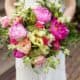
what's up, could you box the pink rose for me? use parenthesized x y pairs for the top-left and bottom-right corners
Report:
(33, 6), (52, 24)
(0, 16), (10, 28)
(34, 56), (46, 67)
(13, 50), (25, 58)
(9, 23), (27, 40)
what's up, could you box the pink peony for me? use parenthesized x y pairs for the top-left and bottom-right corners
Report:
(13, 50), (25, 58)
(33, 6), (52, 24)
(34, 56), (46, 67)
(0, 16), (10, 28)
(49, 18), (69, 40)
(9, 23), (27, 40)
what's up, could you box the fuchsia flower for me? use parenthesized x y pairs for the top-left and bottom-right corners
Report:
(9, 23), (27, 40)
(33, 6), (52, 24)
(13, 50), (25, 58)
(49, 18), (69, 40)
(0, 16), (10, 28)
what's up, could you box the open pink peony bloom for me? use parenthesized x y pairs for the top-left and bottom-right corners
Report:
(13, 50), (25, 58)
(49, 18), (69, 40)
(9, 23), (27, 40)
(33, 6), (52, 24)
(0, 16), (10, 28)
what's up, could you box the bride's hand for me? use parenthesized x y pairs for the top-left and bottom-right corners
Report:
(5, 0), (16, 17)
(63, 0), (76, 21)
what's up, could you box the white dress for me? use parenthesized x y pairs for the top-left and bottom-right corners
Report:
(16, 0), (67, 80)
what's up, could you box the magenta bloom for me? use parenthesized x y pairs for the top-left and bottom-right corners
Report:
(10, 38), (18, 45)
(9, 23), (27, 40)
(33, 6), (52, 24)
(52, 40), (61, 50)
(0, 16), (10, 28)
(13, 50), (25, 58)
(50, 18), (69, 40)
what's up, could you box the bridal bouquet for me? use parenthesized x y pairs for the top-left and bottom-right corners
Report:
(0, 0), (80, 70)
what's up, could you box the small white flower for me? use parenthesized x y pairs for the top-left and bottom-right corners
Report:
(64, 48), (70, 55)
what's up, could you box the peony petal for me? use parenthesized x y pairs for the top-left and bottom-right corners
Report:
(50, 18), (69, 40)
(9, 23), (27, 40)
(13, 50), (25, 58)
(33, 6), (52, 24)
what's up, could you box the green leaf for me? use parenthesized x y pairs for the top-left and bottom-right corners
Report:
(0, 27), (8, 36)
(46, 56), (60, 69)
(23, 57), (31, 65)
